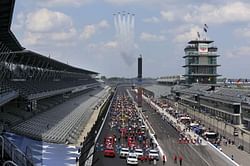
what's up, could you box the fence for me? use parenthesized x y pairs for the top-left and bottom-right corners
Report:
(0, 134), (33, 166)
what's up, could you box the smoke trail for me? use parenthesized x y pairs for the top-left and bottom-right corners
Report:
(114, 12), (137, 66)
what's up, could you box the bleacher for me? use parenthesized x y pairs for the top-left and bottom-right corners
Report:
(11, 87), (110, 144)
(175, 83), (250, 105)
(0, 0), (104, 165)
(207, 88), (250, 103)
(0, 112), (22, 125)
(5, 79), (97, 99)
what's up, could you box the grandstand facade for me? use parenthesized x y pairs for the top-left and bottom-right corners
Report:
(183, 40), (220, 84)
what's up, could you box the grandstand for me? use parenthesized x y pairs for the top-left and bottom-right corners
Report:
(0, 0), (103, 144)
(0, 0), (113, 165)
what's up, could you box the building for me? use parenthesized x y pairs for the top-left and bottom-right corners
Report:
(183, 40), (220, 84)
(173, 84), (250, 127)
(242, 103), (250, 129)
(157, 75), (185, 85)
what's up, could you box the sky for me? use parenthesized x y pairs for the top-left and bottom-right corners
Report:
(10, 0), (250, 78)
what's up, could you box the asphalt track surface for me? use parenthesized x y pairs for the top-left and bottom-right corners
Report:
(93, 86), (228, 166)
(93, 86), (160, 166)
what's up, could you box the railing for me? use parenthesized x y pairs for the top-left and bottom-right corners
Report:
(1, 134), (33, 166)
(3, 160), (18, 166)
(0, 91), (19, 106)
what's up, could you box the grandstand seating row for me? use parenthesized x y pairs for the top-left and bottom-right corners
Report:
(11, 87), (109, 144)
(5, 79), (97, 98)
(0, 112), (22, 125)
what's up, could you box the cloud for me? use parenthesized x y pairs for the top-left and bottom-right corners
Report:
(234, 26), (250, 38)
(17, 8), (77, 46)
(104, 0), (146, 5)
(226, 46), (250, 58)
(37, 0), (92, 7)
(184, 2), (250, 24)
(173, 25), (202, 43)
(50, 28), (77, 41)
(12, 12), (25, 30)
(80, 20), (110, 40)
(103, 0), (168, 7)
(140, 32), (166, 42)
(143, 17), (160, 23)
(103, 41), (118, 49)
(160, 11), (174, 21)
(26, 8), (73, 33)
(98, 20), (110, 28)
(80, 25), (96, 40)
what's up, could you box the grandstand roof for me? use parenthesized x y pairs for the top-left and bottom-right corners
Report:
(0, 0), (98, 75)
(0, 0), (24, 51)
(1, 50), (98, 74)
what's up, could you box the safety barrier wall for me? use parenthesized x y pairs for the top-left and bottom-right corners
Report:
(79, 90), (115, 166)
(207, 142), (239, 166)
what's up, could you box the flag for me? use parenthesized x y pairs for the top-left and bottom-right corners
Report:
(203, 24), (208, 33)
(197, 32), (200, 38)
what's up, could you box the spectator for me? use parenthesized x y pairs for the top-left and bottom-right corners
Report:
(162, 155), (166, 165)
(174, 155), (177, 164)
(179, 156), (183, 166)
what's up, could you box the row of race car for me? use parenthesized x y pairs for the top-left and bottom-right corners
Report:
(98, 94), (160, 165)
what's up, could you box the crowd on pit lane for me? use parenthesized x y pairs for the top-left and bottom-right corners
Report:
(147, 96), (223, 147)
(96, 94), (161, 165)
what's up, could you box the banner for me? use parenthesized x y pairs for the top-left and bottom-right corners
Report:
(198, 43), (208, 54)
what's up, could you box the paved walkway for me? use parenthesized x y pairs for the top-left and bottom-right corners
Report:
(143, 95), (207, 146)
(221, 139), (249, 166)
(75, 86), (111, 146)
(166, 99), (250, 166)
(177, 101), (250, 153)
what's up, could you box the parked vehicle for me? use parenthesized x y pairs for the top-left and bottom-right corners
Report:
(126, 153), (138, 165)
(134, 148), (144, 160)
(104, 145), (115, 157)
(120, 147), (129, 158)
(148, 149), (159, 160)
